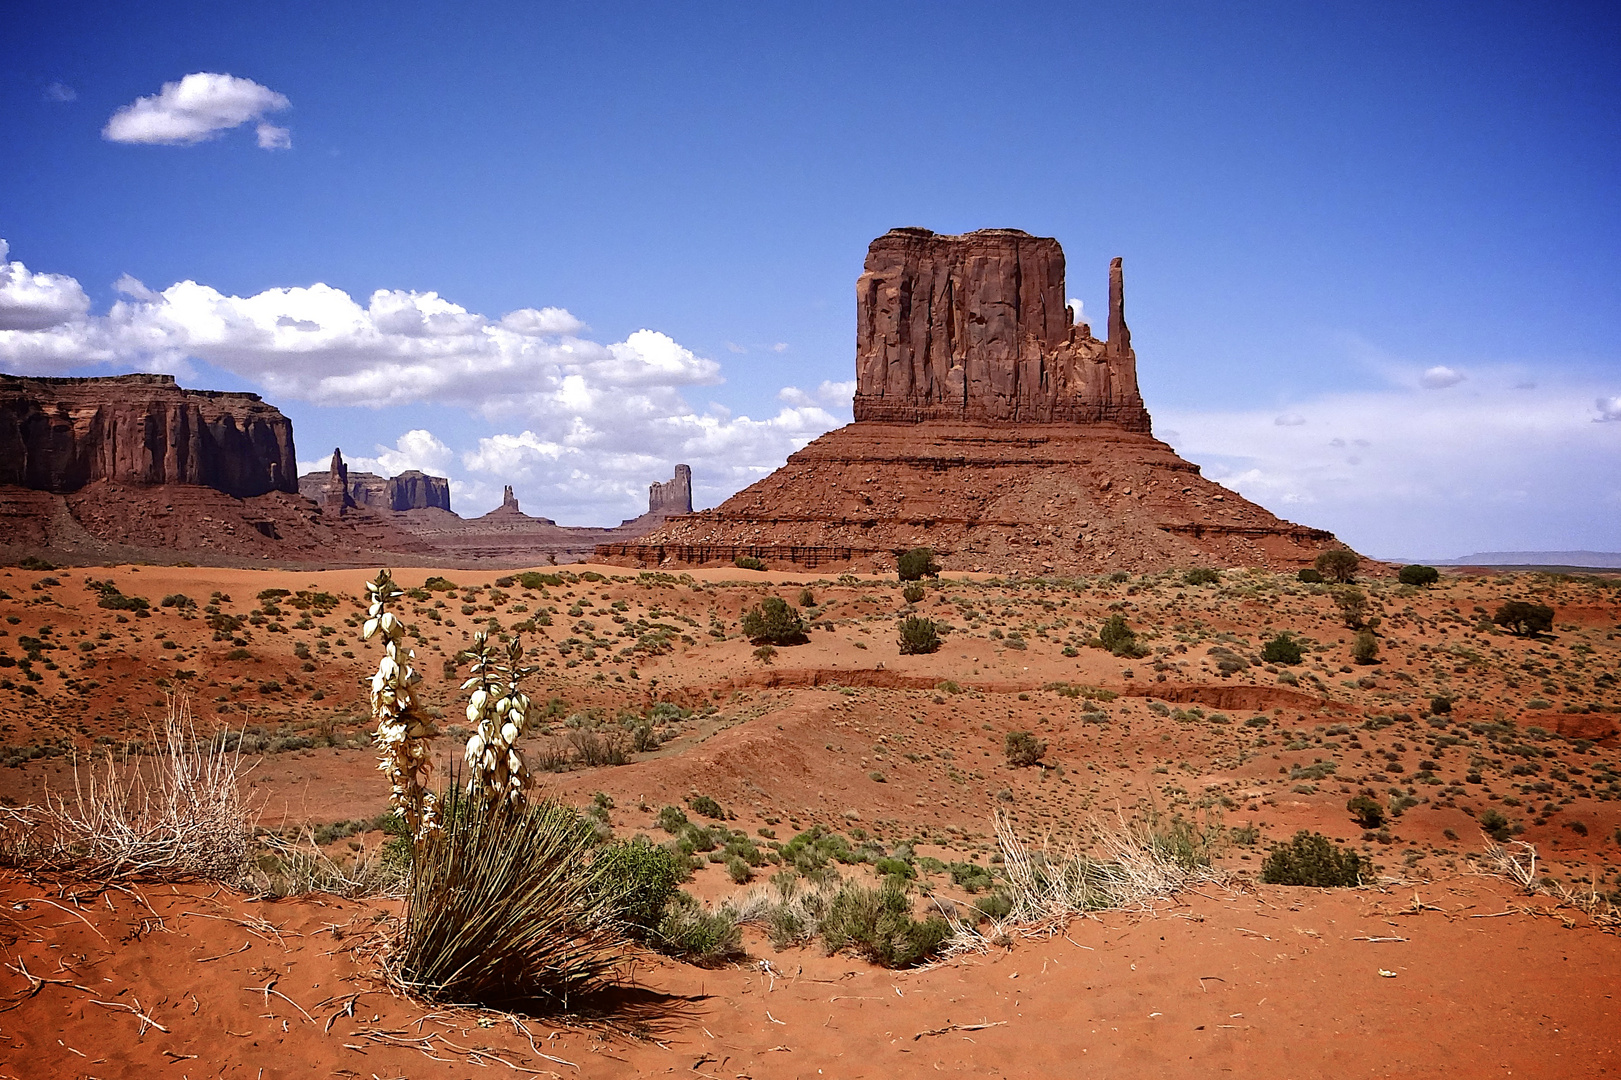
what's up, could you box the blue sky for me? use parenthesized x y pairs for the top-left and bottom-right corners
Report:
(2, 1), (1618, 556)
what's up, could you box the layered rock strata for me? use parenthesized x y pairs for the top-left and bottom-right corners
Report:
(602, 228), (1347, 574)
(853, 229), (1150, 430)
(0, 373), (296, 498)
(297, 455), (452, 512)
(649, 464), (693, 516)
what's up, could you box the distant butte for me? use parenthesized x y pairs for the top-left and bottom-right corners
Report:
(599, 227), (1345, 574)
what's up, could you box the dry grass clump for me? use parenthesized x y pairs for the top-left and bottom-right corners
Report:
(942, 811), (1226, 956)
(0, 697), (253, 882)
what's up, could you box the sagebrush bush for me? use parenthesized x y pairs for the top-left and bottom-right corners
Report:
(733, 555), (766, 571)
(656, 891), (744, 964)
(1099, 614), (1147, 658)
(897, 615), (941, 655)
(741, 597), (806, 644)
(1260, 830), (1364, 887)
(1335, 587), (1370, 629)
(1261, 632), (1304, 665)
(1004, 730), (1046, 768)
(820, 879), (948, 968)
(1347, 791), (1385, 829)
(1398, 564), (1440, 586)
(1352, 629), (1380, 665)
(897, 547), (939, 582)
(1297, 568), (1325, 583)
(594, 835), (683, 933)
(1183, 568), (1221, 586)
(1479, 807), (1515, 842)
(902, 582), (926, 604)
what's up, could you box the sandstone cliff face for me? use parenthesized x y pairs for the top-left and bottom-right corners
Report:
(0, 373), (297, 498)
(298, 461), (452, 512)
(648, 464), (692, 515)
(853, 229), (1150, 430)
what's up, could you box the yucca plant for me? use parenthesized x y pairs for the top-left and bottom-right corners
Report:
(395, 783), (626, 1008)
(363, 570), (438, 839)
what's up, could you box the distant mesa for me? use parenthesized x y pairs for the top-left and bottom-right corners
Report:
(601, 227), (1347, 575)
(296, 449), (452, 513)
(0, 373), (296, 499)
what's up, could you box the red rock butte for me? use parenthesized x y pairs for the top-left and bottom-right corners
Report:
(600, 227), (1345, 575)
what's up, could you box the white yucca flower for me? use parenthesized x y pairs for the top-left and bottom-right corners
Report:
(462, 632), (537, 807)
(364, 570), (437, 840)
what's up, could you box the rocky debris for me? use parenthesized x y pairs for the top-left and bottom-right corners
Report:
(852, 229), (1151, 429)
(0, 373), (296, 498)
(649, 464), (693, 515)
(603, 228), (1349, 574)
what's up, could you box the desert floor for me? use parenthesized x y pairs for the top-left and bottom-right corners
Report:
(0, 560), (1617, 1078)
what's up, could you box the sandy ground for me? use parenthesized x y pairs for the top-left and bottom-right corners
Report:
(0, 560), (1617, 1077)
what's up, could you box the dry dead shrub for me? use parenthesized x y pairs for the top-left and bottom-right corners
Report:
(3, 696), (253, 882)
(941, 811), (1227, 957)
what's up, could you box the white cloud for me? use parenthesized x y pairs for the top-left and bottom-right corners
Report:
(44, 82), (76, 103)
(1273, 413), (1306, 426)
(1419, 365), (1465, 389)
(103, 73), (290, 147)
(255, 123), (292, 150)
(0, 239), (848, 523)
(1067, 297), (1087, 325)
(772, 342), (789, 353)
(1159, 370), (1621, 556)
(1598, 395), (1621, 422)
(0, 242), (91, 331)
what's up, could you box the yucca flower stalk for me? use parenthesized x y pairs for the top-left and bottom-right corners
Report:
(462, 632), (536, 807)
(363, 570), (437, 839)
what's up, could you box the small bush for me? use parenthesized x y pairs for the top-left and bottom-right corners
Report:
(655, 891), (743, 964)
(1315, 549), (1359, 584)
(1099, 613), (1147, 658)
(1492, 601), (1554, 637)
(733, 555), (766, 571)
(902, 582), (926, 604)
(896, 547), (939, 582)
(897, 615), (941, 655)
(688, 794), (726, 819)
(1335, 587), (1370, 629)
(422, 576), (458, 591)
(1297, 568), (1325, 583)
(1183, 568), (1221, 586)
(1398, 564), (1440, 586)
(741, 597), (806, 644)
(1430, 694), (1453, 715)
(656, 805), (689, 833)
(1347, 792), (1385, 829)
(820, 879), (948, 968)
(1352, 629), (1379, 665)
(1004, 730), (1046, 768)
(1261, 633), (1303, 665)
(1260, 830), (1365, 887)
(1479, 807), (1514, 842)
(594, 835), (682, 933)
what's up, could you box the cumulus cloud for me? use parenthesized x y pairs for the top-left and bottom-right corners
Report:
(44, 82), (76, 103)
(1273, 413), (1306, 426)
(103, 72), (290, 147)
(1598, 395), (1621, 423)
(1420, 365), (1465, 389)
(0, 239), (848, 523)
(1067, 297), (1087, 325)
(0, 241), (91, 331)
(1158, 370), (1621, 557)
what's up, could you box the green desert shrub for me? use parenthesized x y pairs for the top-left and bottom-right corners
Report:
(820, 878), (948, 968)
(1261, 633), (1304, 665)
(688, 794), (726, 819)
(902, 582), (926, 604)
(1492, 601), (1554, 637)
(1004, 730), (1046, 768)
(1334, 587), (1370, 629)
(656, 805), (689, 833)
(1479, 807), (1515, 842)
(1183, 567), (1221, 586)
(1352, 629), (1380, 665)
(1297, 568), (1325, 583)
(594, 835), (683, 934)
(741, 597), (806, 644)
(1314, 549), (1359, 584)
(1347, 791), (1386, 829)
(1099, 613), (1147, 658)
(655, 891), (744, 964)
(1398, 564), (1441, 586)
(896, 547), (939, 582)
(1260, 830), (1365, 887)
(733, 555), (766, 571)
(897, 615), (941, 655)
